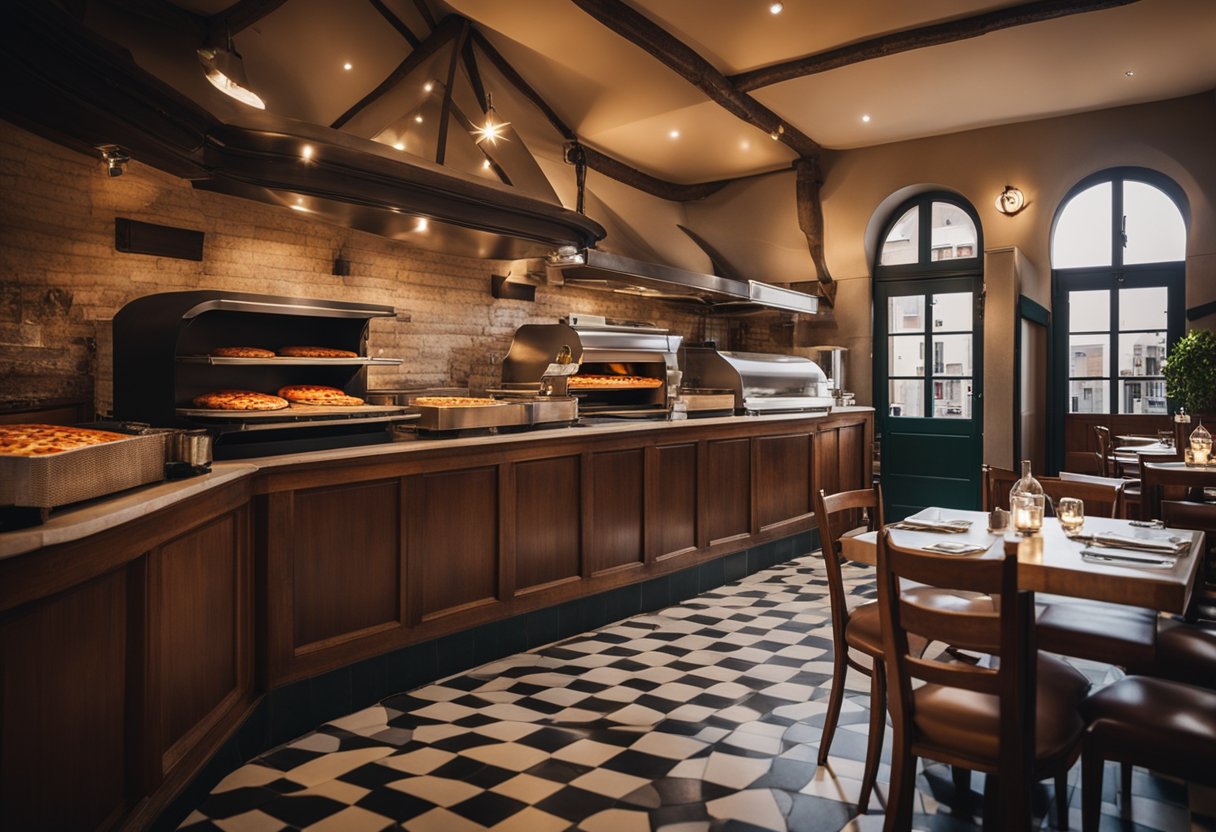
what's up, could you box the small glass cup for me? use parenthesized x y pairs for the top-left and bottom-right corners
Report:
(1011, 493), (1044, 534)
(1057, 497), (1085, 535)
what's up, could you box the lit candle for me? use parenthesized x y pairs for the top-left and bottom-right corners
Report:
(1195, 447), (1211, 465)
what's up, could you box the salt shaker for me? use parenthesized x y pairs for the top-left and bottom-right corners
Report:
(989, 506), (1009, 532)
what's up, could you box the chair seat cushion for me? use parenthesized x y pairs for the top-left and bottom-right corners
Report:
(913, 654), (1090, 765)
(1154, 619), (1216, 689)
(1034, 599), (1157, 671)
(844, 593), (972, 658)
(1081, 676), (1216, 782)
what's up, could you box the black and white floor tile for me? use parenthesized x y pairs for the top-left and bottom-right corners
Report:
(181, 556), (1211, 831)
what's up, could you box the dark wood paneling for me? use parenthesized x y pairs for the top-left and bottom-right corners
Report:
(1063, 413), (1173, 473)
(817, 427), (840, 497)
(293, 479), (402, 647)
(514, 456), (581, 592)
(653, 443), (698, 558)
(756, 433), (813, 529)
(1, 569), (129, 831)
(410, 467), (499, 619)
(706, 438), (751, 543)
(156, 511), (248, 772)
(588, 449), (644, 574)
(838, 422), (867, 492)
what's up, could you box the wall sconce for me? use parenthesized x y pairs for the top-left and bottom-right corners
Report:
(98, 145), (129, 177)
(995, 185), (1026, 216)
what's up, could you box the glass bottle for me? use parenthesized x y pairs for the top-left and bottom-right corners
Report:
(1009, 459), (1043, 503)
(1009, 459), (1045, 534)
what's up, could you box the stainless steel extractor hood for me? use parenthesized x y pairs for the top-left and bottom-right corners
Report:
(546, 248), (819, 315)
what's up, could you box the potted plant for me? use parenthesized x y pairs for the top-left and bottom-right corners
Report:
(1164, 329), (1216, 415)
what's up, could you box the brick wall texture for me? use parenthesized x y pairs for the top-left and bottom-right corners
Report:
(0, 121), (797, 417)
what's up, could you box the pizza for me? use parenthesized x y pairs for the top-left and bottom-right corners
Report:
(211, 346), (275, 358)
(568, 375), (663, 388)
(412, 396), (505, 407)
(191, 390), (290, 411)
(278, 385), (365, 406)
(278, 346), (359, 358)
(0, 424), (129, 456)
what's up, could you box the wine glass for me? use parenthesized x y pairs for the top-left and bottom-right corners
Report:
(1057, 497), (1085, 535)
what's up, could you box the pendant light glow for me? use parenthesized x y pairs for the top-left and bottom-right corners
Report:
(471, 93), (511, 146)
(197, 39), (266, 110)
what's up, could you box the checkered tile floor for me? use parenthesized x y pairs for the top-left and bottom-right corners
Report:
(181, 555), (1211, 831)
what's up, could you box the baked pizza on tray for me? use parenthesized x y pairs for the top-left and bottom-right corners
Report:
(412, 396), (505, 407)
(277, 385), (365, 406)
(191, 390), (290, 411)
(278, 346), (359, 358)
(567, 375), (663, 388)
(0, 424), (129, 456)
(210, 346), (276, 358)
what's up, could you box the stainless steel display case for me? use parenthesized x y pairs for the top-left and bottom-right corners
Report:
(679, 345), (834, 414)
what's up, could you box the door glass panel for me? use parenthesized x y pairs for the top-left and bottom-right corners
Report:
(1118, 331), (1167, 376)
(1118, 286), (1168, 331)
(934, 379), (972, 418)
(932, 292), (972, 332)
(1069, 290), (1110, 332)
(1119, 379), (1168, 414)
(932, 334), (972, 376)
(1069, 334), (1109, 376)
(1068, 380), (1109, 414)
(930, 203), (977, 261)
(1052, 182), (1112, 268)
(888, 335), (924, 376)
(1124, 181), (1186, 265)
(887, 295), (925, 333)
(880, 207), (919, 265)
(888, 380), (924, 418)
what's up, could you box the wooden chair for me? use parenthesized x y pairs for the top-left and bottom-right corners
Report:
(981, 465), (1125, 518)
(1058, 470), (1140, 520)
(1094, 425), (1113, 477)
(877, 532), (1089, 831)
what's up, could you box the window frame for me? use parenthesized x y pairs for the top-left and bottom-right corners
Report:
(875, 192), (983, 279)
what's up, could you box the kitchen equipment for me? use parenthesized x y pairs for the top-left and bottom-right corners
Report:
(679, 345), (834, 414)
(811, 345), (852, 406)
(114, 291), (417, 458)
(166, 429), (213, 478)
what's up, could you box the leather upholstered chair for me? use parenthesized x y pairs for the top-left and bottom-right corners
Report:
(1081, 677), (1216, 832)
(876, 530), (1089, 831)
(1153, 618), (1216, 689)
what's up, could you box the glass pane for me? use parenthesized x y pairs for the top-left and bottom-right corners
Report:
(1068, 380), (1109, 414)
(1124, 180), (1185, 265)
(1069, 290), (1109, 332)
(1052, 182), (1112, 268)
(887, 295), (925, 333)
(1119, 379), (1168, 414)
(932, 334), (972, 376)
(933, 378), (972, 418)
(1118, 331), (1167, 376)
(930, 203), (977, 262)
(932, 293), (972, 332)
(880, 207), (919, 266)
(888, 335), (924, 376)
(1118, 286), (1168, 331)
(889, 380), (924, 418)
(1069, 334), (1108, 377)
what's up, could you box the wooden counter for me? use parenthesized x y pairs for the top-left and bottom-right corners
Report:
(0, 409), (872, 830)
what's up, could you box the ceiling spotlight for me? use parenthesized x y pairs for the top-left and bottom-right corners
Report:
(861, 113), (871, 123)
(343, 62), (352, 71)
(197, 35), (266, 109)
(98, 145), (129, 177)
(471, 93), (511, 146)
(669, 130), (680, 139)
(769, 124), (784, 140)
(301, 144), (314, 161)
(291, 198), (307, 212)
(770, 2), (783, 13)
(415, 217), (429, 231)
(424, 81), (434, 92)
(482, 158), (492, 169)
(740, 140), (750, 150)
(392, 142), (405, 150)
(414, 114), (423, 123)
(1124, 69), (1135, 77)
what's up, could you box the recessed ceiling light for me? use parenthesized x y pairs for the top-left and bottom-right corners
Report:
(770, 2), (783, 14)
(423, 81), (434, 92)
(291, 198), (307, 212)
(392, 142), (405, 150)
(669, 130), (680, 139)
(740, 140), (750, 150)
(301, 144), (314, 160)
(482, 158), (492, 169)
(1125, 69), (1136, 77)
(861, 114), (871, 123)
(415, 217), (429, 231)
(414, 114), (423, 123)
(343, 62), (352, 71)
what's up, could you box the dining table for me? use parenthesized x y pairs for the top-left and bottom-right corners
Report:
(840, 507), (1204, 614)
(1114, 441), (1179, 458)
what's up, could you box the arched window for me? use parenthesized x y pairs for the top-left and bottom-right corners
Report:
(1051, 168), (1186, 424)
(879, 198), (980, 270)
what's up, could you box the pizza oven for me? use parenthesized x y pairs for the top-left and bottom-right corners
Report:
(498, 316), (682, 417)
(113, 290), (414, 458)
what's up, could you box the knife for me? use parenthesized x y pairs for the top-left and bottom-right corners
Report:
(1082, 550), (1175, 566)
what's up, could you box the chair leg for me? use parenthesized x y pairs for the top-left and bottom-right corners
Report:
(1055, 769), (1070, 830)
(858, 659), (886, 814)
(951, 765), (971, 801)
(983, 772), (1002, 831)
(883, 737), (915, 832)
(1081, 737), (1103, 832)
(818, 647), (851, 765)
(1120, 762), (1133, 805)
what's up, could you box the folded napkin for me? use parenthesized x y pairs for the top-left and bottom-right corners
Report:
(1082, 547), (1177, 568)
(891, 518), (973, 533)
(1087, 532), (1188, 554)
(921, 541), (988, 555)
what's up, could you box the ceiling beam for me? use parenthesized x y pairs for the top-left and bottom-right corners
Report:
(469, 29), (576, 141)
(435, 20), (470, 165)
(367, 0), (420, 48)
(206, 0), (289, 43)
(331, 14), (462, 129)
(410, 0), (437, 32)
(568, 0), (820, 158)
(795, 157), (834, 299)
(731, 0), (1141, 91)
(462, 37), (487, 112)
(577, 145), (732, 201)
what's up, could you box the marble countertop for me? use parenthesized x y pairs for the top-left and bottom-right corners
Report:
(0, 407), (873, 560)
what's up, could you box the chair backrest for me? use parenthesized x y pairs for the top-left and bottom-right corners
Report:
(877, 530), (1035, 779)
(814, 486), (883, 649)
(1141, 462), (1216, 522)
(981, 465), (1019, 512)
(1094, 426), (1113, 477)
(983, 465), (1124, 517)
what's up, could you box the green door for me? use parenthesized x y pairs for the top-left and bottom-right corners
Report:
(875, 276), (984, 519)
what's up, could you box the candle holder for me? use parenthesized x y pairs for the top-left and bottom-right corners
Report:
(1011, 492), (1044, 535)
(1057, 497), (1084, 535)
(1190, 421), (1212, 466)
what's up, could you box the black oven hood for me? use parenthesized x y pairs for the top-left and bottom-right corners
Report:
(0, 3), (605, 259)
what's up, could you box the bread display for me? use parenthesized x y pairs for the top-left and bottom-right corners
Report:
(278, 385), (365, 406)
(0, 424), (129, 456)
(278, 346), (359, 358)
(191, 390), (290, 411)
(568, 375), (663, 388)
(210, 346), (276, 358)
(412, 396), (506, 407)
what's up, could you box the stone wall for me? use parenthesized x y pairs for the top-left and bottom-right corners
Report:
(0, 122), (795, 417)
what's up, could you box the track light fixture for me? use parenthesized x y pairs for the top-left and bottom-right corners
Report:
(197, 34), (266, 110)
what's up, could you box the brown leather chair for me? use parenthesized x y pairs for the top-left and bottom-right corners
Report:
(1142, 462), (1216, 618)
(1081, 676), (1216, 832)
(876, 531), (1089, 831)
(1153, 618), (1216, 689)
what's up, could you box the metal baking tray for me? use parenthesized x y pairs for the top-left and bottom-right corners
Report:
(0, 431), (168, 509)
(413, 402), (528, 431)
(177, 404), (408, 420)
(177, 355), (402, 366)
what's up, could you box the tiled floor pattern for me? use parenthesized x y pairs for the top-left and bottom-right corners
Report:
(181, 556), (1209, 831)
